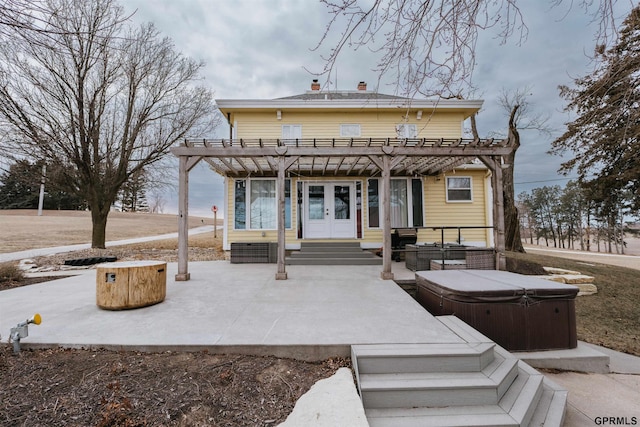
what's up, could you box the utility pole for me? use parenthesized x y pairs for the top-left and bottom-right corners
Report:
(37, 164), (46, 216)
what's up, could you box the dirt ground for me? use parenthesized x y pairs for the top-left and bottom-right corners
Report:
(0, 346), (348, 426)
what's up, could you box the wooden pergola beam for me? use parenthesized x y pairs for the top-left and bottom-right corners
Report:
(171, 138), (514, 281)
(171, 145), (513, 158)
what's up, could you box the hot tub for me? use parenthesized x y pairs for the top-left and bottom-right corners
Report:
(416, 270), (579, 351)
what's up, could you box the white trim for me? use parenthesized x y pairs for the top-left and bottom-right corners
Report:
(446, 176), (473, 203)
(303, 180), (357, 239)
(216, 98), (484, 113)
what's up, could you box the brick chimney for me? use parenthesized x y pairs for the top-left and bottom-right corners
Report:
(357, 81), (367, 91)
(311, 79), (320, 91)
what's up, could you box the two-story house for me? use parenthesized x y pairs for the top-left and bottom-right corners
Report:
(171, 81), (511, 281)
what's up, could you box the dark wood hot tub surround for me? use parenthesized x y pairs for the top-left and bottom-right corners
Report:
(415, 270), (579, 352)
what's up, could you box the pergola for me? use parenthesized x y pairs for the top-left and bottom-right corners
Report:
(170, 137), (514, 281)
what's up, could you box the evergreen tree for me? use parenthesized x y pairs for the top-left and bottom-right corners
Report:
(0, 159), (40, 208)
(0, 159), (86, 210)
(552, 6), (640, 213)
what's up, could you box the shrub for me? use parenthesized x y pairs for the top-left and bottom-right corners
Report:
(0, 262), (24, 283)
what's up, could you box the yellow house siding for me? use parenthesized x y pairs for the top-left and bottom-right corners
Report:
(233, 111), (465, 139)
(422, 170), (490, 244)
(225, 170), (490, 248)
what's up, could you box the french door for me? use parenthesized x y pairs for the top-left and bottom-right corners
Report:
(304, 182), (355, 238)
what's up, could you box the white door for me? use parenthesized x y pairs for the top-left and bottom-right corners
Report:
(304, 182), (355, 239)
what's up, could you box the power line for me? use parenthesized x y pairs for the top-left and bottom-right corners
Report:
(515, 174), (597, 186)
(515, 176), (577, 185)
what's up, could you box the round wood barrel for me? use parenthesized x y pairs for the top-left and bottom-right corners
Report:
(96, 261), (167, 310)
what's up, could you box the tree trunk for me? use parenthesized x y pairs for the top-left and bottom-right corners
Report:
(90, 203), (111, 249)
(503, 107), (524, 252)
(470, 113), (523, 253)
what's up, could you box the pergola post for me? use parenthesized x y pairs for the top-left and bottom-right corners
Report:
(275, 156), (288, 280)
(478, 154), (508, 271)
(381, 154), (394, 280)
(176, 155), (191, 281)
(493, 157), (507, 270)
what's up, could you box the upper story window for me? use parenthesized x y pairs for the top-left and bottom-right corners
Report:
(446, 177), (473, 202)
(282, 125), (302, 145)
(396, 124), (418, 138)
(340, 124), (361, 137)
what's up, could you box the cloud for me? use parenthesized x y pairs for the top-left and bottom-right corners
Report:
(120, 0), (634, 209)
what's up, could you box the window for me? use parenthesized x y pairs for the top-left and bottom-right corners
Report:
(396, 124), (418, 138)
(250, 180), (276, 229)
(411, 179), (424, 227)
(234, 179), (292, 229)
(390, 180), (408, 227)
(446, 177), (472, 202)
(340, 124), (361, 137)
(282, 125), (302, 145)
(367, 179), (379, 228)
(367, 178), (424, 228)
(234, 180), (246, 229)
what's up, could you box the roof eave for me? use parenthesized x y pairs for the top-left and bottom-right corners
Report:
(216, 98), (483, 116)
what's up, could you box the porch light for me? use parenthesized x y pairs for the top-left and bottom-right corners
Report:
(276, 110), (282, 120)
(416, 110), (423, 120)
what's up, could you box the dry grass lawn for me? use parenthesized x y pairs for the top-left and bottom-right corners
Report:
(0, 209), (216, 253)
(508, 251), (640, 356)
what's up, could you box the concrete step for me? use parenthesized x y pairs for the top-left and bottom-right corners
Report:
(300, 241), (361, 248)
(352, 329), (566, 427)
(288, 242), (381, 265)
(499, 359), (566, 427)
(366, 405), (521, 427)
(364, 367), (564, 427)
(290, 251), (376, 258)
(352, 343), (496, 374)
(359, 356), (519, 408)
(286, 257), (382, 265)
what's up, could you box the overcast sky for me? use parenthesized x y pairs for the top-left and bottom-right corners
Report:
(121, 0), (634, 217)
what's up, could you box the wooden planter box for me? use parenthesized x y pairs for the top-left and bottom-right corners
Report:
(96, 261), (166, 310)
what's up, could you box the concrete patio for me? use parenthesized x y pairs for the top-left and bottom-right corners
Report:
(3, 260), (640, 426)
(1, 261), (465, 359)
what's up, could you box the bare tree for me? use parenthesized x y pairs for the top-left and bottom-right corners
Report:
(468, 87), (550, 252)
(317, 0), (621, 97)
(0, 0), (216, 247)
(497, 88), (552, 252)
(148, 192), (167, 214)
